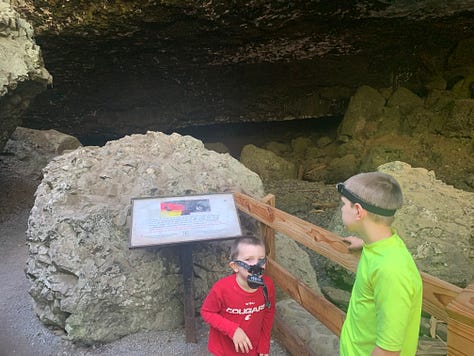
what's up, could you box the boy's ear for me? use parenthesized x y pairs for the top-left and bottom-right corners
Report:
(354, 203), (367, 220)
(229, 261), (239, 272)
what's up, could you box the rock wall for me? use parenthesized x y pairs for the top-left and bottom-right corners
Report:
(333, 83), (474, 190)
(243, 82), (474, 192)
(0, 1), (51, 152)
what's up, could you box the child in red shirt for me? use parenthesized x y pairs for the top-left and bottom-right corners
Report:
(201, 236), (276, 356)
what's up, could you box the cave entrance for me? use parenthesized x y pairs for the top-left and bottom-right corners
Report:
(172, 116), (342, 159)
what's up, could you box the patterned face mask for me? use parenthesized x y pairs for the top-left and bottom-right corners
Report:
(233, 258), (266, 276)
(233, 258), (271, 308)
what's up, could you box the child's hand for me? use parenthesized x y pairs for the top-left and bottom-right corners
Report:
(343, 236), (364, 251)
(232, 327), (253, 353)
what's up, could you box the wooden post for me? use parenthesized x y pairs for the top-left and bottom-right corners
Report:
(261, 194), (276, 261)
(446, 283), (474, 355)
(180, 243), (197, 343)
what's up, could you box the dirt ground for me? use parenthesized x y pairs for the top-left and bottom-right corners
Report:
(0, 158), (290, 355)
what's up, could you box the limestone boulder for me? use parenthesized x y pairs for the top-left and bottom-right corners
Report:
(275, 232), (321, 299)
(325, 154), (360, 183)
(443, 99), (474, 137)
(276, 299), (339, 356)
(2, 127), (81, 180)
(0, 1), (52, 152)
(337, 85), (386, 142)
(240, 144), (297, 181)
(25, 131), (268, 344)
(380, 161), (473, 287)
(386, 87), (424, 115)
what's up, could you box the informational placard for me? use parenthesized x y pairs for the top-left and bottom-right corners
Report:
(129, 193), (242, 248)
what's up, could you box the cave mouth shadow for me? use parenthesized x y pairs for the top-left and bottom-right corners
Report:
(77, 116), (342, 159)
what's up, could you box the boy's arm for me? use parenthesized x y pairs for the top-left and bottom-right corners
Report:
(256, 277), (276, 355)
(371, 345), (400, 355)
(201, 287), (239, 339)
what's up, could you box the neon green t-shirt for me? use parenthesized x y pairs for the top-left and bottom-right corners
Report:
(340, 233), (423, 356)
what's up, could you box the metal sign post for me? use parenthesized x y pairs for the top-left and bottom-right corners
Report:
(180, 243), (197, 343)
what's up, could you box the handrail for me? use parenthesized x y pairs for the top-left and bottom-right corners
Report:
(266, 257), (346, 335)
(234, 191), (359, 272)
(233, 191), (474, 355)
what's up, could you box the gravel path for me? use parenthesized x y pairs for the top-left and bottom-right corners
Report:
(0, 158), (290, 356)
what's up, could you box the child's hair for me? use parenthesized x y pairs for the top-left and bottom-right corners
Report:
(344, 172), (403, 225)
(230, 235), (265, 261)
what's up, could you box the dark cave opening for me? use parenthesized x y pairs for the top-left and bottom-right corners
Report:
(77, 116), (343, 159)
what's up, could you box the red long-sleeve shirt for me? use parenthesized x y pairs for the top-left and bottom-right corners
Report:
(201, 274), (276, 356)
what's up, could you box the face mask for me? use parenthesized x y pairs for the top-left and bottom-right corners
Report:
(232, 258), (271, 308)
(233, 258), (266, 288)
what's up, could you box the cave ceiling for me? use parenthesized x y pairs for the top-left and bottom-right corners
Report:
(16, 0), (474, 142)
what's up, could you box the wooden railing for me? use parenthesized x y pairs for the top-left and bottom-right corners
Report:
(233, 192), (474, 356)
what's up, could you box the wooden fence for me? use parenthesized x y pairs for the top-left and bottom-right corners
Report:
(233, 192), (474, 356)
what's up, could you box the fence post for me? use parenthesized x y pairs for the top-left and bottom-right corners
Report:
(261, 194), (276, 261)
(446, 283), (474, 355)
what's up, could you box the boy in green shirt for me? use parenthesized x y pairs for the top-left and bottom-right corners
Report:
(337, 172), (423, 356)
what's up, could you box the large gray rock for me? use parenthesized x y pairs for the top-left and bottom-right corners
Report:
(2, 127), (81, 180)
(0, 1), (52, 152)
(275, 232), (321, 297)
(240, 144), (298, 181)
(25, 131), (265, 343)
(25, 131), (320, 344)
(443, 99), (474, 137)
(276, 299), (339, 356)
(386, 87), (424, 115)
(379, 161), (474, 287)
(337, 85), (386, 142)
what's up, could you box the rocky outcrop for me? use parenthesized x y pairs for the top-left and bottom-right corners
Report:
(0, 1), (51, 152)
(24, 130), (319, 344)
(298, 83), (474, 191)
(338, 84), (474, 141)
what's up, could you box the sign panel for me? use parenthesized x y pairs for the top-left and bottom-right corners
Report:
(129, 193), (242, 248)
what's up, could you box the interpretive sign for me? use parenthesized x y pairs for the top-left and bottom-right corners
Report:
(129, 193), (242, 248)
